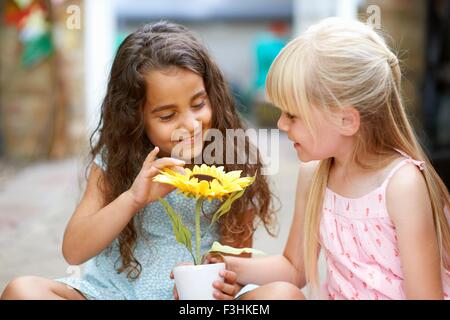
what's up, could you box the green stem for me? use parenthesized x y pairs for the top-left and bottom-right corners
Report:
(195, 198), (203, 265)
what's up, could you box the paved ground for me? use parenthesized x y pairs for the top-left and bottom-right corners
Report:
(0, 158), (87, 291)
(0, 134), (304, 294)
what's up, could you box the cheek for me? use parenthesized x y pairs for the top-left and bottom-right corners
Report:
(199, 105), (212, 128)
(290, 122), (309, 140)
(312, 127), (341, 154)
(145, 119), (173, 145)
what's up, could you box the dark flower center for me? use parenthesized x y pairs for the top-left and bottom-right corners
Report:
(192, 174), (215, 182)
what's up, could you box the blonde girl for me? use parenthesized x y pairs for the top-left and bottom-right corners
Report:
(213, 17), (449, 300)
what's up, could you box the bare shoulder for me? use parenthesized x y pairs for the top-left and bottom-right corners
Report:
(87, 162), (105, 187)
(386, 162), (431, 223)
(72, 162), (107, 217)
(386, 162), (428, 200)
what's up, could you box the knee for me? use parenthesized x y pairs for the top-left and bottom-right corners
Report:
(265, 281), (305, 300)
(241, 281), (305, 300)
(1, 276), (43, 300)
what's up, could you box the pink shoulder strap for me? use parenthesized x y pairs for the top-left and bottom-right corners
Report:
(381, 149), (425, 187)
(394, 149), (426, 170)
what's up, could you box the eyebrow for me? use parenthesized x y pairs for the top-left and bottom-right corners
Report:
(150, 90), (207, 113)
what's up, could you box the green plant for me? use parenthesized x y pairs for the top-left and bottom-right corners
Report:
(153, 164), (264, 264)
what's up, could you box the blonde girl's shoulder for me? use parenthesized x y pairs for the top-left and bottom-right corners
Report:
(385, 162), (431, 223)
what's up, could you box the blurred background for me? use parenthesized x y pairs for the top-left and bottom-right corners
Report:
(0, 0), (449, 293)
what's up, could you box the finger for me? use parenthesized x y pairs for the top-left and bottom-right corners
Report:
(173, 285), (179, 300)
(203, 253), (214, 264)
(144, 147), (160, 167)
(145, 164), (185, 179)
(170, 271), (174, 279)
(173, 165), (187, 175)
(220, 270), (238, 284)
(213, 290), (233, 300)
(213, 280), (236, 297)
(205, 253), (224, 264)
(145, 158), (185, 176)
(207, 257), (219, 264)
(151, 157), (185, 170)
(144, 163), (184, 179)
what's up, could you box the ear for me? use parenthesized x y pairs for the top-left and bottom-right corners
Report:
(339, 106), (360, 136)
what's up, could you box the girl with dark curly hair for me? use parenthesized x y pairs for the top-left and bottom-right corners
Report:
(1, 21), (275, 300)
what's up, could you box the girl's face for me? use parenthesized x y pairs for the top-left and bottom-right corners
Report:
(277, 107), (344, 162)
(143, 67), (212, 161)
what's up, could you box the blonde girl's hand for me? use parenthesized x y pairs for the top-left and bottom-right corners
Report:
(212, 269), (241, 300)
(127, 147), (185, 210)
(205, 254), (242, 300)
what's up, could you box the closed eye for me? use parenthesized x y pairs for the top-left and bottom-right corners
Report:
(192, 100), (206, 110)
(159, 112), (176, 121)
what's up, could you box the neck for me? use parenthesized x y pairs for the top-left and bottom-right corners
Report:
(331, 137), (358, 174)
(331, 139), (398, 176)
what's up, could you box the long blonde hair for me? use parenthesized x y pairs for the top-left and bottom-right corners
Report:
(266, 17), (450, 291)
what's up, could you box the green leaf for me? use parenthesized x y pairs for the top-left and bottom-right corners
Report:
(159, 198), (193, 257)
(208, 174), (256, 227)
(209, 189), (245, 227)
(208, 241), (265, 256)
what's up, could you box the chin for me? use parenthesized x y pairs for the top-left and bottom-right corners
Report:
(296, 150), (313, 163)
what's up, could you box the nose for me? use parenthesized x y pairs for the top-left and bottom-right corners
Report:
(182, 111), (201, 135)
(277, 113), (289, 132)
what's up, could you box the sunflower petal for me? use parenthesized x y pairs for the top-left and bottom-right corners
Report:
(154, 164), (255, 200)
(224, 170), (243, 180)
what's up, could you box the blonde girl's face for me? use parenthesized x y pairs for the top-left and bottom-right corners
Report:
(143, 67), (212, 161)
(277, 107), (344, 162)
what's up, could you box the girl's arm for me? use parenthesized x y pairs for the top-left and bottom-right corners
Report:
(225, 161), (318, 288)
(62, 164), (137, 265)
(387, 163), (444, 299)
(62, 148), (184, 265)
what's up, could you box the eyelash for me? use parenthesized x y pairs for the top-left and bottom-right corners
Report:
(286, 112), (296, 119)
(192, 100), (206, 110)
(158, 100), (206, 121)
(159, 113), (175, 121)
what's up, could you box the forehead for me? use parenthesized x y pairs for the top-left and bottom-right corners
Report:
(144, 68), (205, 104)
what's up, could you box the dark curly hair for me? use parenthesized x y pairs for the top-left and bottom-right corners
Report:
(90, 21), (276, 280)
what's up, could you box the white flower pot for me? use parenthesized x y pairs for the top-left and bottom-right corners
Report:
(173, 263), (225, 300)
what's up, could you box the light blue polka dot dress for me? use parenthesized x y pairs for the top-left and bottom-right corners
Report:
(56, 155), (220, 300)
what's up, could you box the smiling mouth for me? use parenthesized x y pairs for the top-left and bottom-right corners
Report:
(174, 132), (203, 145)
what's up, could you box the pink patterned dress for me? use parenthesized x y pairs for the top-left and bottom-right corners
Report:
(319, 155), (450, 300)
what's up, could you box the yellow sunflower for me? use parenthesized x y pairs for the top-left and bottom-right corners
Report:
(153, 164), (254, 200)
